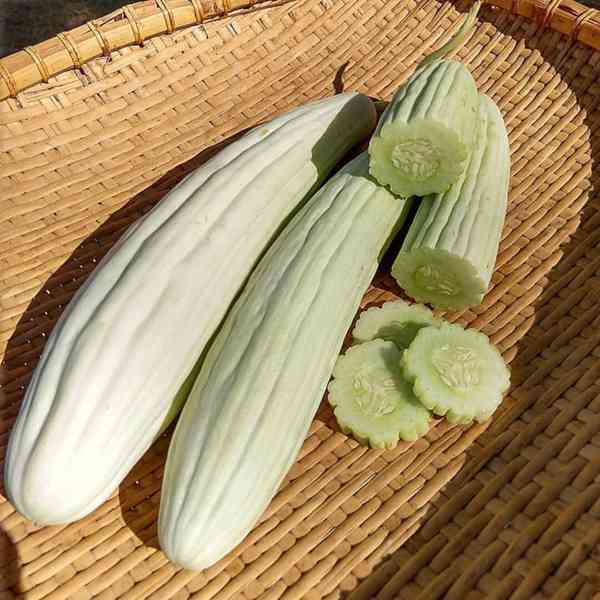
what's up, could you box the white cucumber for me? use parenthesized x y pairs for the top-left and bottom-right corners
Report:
(158, 152), (412, 570)
(4, 93), (376, 526)
(368, 3), (481, 197)
(328, 339), (431, 449)
(369, 61), (479, 197)
(391, 94), (510, 310)
(352, 299), (440, 351)
(402, 323), (510, 424)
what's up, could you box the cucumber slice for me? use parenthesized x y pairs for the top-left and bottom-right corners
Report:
(352, 300), (440, 351)
(402, 324), (510, 424)
(328, 340), (431, 448)
(392, 94), (510, 310)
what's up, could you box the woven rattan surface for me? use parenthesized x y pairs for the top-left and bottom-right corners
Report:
(1, 0), (599, 598)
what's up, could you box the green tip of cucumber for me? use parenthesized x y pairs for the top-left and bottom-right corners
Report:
(419, 0), (481, 67)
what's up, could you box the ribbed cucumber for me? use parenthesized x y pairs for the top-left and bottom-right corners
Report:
(4, 93), (376, 526)
(352, 299), (440, 351)
(368, 2), (481, 197)
(402, 323), (510, 424)
(391, 94), (510, 310)
(158, 152), (412, 570)
(369, 59), (479, 197)
(328, 340), (431, 448)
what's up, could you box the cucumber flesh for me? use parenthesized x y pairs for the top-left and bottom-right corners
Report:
(369, 117), (471, 197)
(328, 340), (431, 448)
(392, 246), (487, 310)
(352, 299), (440, 351)
(402, 324), (510, 424)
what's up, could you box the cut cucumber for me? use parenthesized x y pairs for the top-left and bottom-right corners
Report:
(402, 323), (510, 424)
(368, 2), (481, 197)
(392, 94), (510, 310)
(352, 300), (440, 351)
(369, 63), (479, 197)
(328, 340), (431, 448)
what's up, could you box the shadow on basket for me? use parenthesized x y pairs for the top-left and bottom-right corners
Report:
(0, 19), (598, 596)
(344, 13), (600, 599)
(0, 525), (18, 599)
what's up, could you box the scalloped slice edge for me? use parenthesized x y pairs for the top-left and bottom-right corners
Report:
(352, 299), (441, 351)
(402, 323), (510, 424)
(328, 340), (431, 448)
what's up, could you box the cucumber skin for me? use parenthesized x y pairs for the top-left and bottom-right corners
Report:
(5, 93), (378, 527)
(392, 94), (510, 308)
(158, 153), (412, 571)
(374, 60), (478, 149)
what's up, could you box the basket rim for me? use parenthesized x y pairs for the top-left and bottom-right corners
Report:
(0, 0), (598, 102)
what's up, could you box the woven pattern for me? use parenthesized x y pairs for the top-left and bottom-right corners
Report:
(1, 0), (599, 598)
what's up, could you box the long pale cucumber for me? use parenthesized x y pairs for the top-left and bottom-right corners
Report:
(4, 93), (376, 526)
(158, 153), (412, 570)
(392, 93), (510, 310)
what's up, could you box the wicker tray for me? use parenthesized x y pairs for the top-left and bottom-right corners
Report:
(1, 0), (599, 598)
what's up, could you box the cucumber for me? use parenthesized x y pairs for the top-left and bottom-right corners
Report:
(328, 340), (431, 448)
(4, 93), (378, 526)
(402, 323), (510, 424)
(158, 153), (413, 570)
(368, 2), (481, 197)
(352, 299), (440, 351)
(391, 94), (510, 310)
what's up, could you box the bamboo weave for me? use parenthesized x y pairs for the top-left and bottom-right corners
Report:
(1, 0), (599, 598)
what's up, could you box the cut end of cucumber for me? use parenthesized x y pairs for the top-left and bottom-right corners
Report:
(328, 340), (431, 448)
(392, 247), (487, 310)
(402, 323), (510, 424)
(368, 119), (468, 197)
(353, 300), (440, 351)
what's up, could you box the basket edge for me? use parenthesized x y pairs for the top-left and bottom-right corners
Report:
(0, 0), (292, 102)
(0, 0), (598, 102)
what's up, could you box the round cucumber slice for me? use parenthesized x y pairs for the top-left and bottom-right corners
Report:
(328, 340), (431, 448)
(352, 299), (441, 351)
(369, 119), (469, 197)
(392, 246), (487, 310)
(402, 324), (510, 424)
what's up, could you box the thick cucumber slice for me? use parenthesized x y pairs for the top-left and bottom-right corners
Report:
(392, 94), (510, 310)
(402, 324), (510, 424)
(352, 299), (440, 351)
(328, 340), (431, 448)
(368, 2), (481, 197)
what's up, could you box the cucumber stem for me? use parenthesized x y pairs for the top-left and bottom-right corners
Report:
(419, 0), (481, 67)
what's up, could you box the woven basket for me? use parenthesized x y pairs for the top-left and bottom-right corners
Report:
(1, 0), (599, 598)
